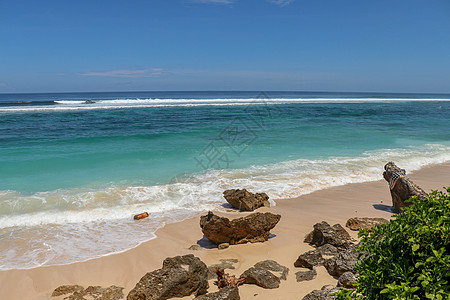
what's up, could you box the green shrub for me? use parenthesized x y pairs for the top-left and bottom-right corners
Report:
(336, 188), (450, 300)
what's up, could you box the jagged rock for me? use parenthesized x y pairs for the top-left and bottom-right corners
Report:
(218, 243), (230, 250)
(295, 269), (317, 282)
(294, 250), (323, 269)
(52, 285), (84, 297)
(317, 244), (339, 256)
(302, 285), (340, 300)
(304, 221), (353, 249)
(383, 162), (429, 213)
(241, 267), (280, 289)
(200, 211), (280, 245)
(337, 272), (358, 288)
(323, 245), (359, 277)
(52, 285), (124, 300)
(127, 254), (208, 300)
(345, 217), (389, 231)
(254, 260), (289, 280)
(195, 286), (240, 300)
(223, 189), (270, 211)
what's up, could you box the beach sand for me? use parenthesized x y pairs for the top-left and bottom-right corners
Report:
(1, 163), (449, 299)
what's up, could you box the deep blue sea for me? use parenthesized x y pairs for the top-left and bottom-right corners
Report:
(1, 91), (449, 269)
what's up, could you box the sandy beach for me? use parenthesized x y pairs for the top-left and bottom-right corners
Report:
(1, 162), (449, 300)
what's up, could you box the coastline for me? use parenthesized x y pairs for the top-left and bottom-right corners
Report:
(1, 162), (449, 299)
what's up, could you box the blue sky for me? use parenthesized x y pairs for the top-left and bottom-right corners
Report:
(0, 0), (449, 93)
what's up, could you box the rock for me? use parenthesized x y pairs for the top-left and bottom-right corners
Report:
(200, 211), (280, 245)
(383, 162), (429, 213)
(304, 221), (353, 249)
(295, 269), (317, 282)
(345, 217), (389, 231)
(317, 244), (339, 256)
(127, 254), (208, 300)
(218, 243), (230, 250)
(223, 189), (270, 211)
(241, 267), (280, 289)
(294, 250), (323, 269)
(52, 285), (124, 300)
(323, 245), (359, 277)
(302, 285), (340, 300)
(195, 286), (240, 300)
(189, 244), (202, 250)
(337, 271), (358, 288)
(253, 260), (289, 280)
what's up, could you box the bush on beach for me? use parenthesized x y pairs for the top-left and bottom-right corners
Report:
(336, 188), (450, 299)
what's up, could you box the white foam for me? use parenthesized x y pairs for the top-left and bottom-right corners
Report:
(1, 97), (449, 113)
(0, 143), (449, 269)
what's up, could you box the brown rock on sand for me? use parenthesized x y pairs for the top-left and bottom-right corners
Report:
(345, 217), (389, 231)
(223, 189), (270, 211)
(200, 211), (280, 245)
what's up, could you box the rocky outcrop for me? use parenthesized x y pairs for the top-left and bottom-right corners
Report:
(241, 267), (280, 289)
(195, 286), (240, 300)
(127, 254), (208, 300)
(223, 189), (270, 211)
(200, 211), (280, 245)
(337, 271), (358, 288)
(240, 260), (288, 289)
(294, 250), (323, 269)
(383, 162), (428, 213)
(302, 285), (340, 300)
(52, 285), (124, 300)
(317, 244), (339, 256)
(323, 245), (359, 277)
(304, 221), (353, 249)
(295, 269), (317, 282)
(345, 217), (389, 231)
(254, 260), (289, 281)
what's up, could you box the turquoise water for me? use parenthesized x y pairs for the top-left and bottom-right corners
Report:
(0, 91), (449, 269)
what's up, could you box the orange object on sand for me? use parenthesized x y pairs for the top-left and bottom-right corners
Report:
(133, 212), (149, 220)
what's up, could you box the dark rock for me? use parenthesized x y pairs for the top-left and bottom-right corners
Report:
(127, 254), (208, 300)
(52, 285), (84, 297)
(52, 285), (124, 300)
(223, 189), (270, 211)
(383, 162), (429, 213)
(200, 211), (280, 245)
(294, 250), (323, 269)
(317, 244), (339, 256)
(241, 267), (280, 289)
(323, 245), (359, 277)
(195, 286), (240, 300)
(253, 260), (289, 280)
(302, 285), (340, 300)
(345, 217), (389, 231)
(304, 221), (353, 249)
(337, 272), (358, 288)
(295, 269), (317, 282)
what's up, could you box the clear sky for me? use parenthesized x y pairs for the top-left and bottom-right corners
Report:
(0, 0), (449, 93)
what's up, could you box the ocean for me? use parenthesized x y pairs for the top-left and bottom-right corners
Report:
(1, 91), (449, 270)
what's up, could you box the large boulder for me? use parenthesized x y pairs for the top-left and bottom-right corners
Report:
(223, 189), (270, 211)
(200, 211), (281, 245)
(323, 245), (359, 277)
(127, 254), (209, 300)
(383, 162), (428, 213)
(345, 217), (389, 231)
(304, 221), (353, 249)
(195, 286), (240, 300)
(294, 249), (323, 269)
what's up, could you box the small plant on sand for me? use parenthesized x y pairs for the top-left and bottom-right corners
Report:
(336, 188), (450, 300)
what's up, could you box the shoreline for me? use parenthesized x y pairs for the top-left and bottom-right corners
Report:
(0, 162), (449, 299)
